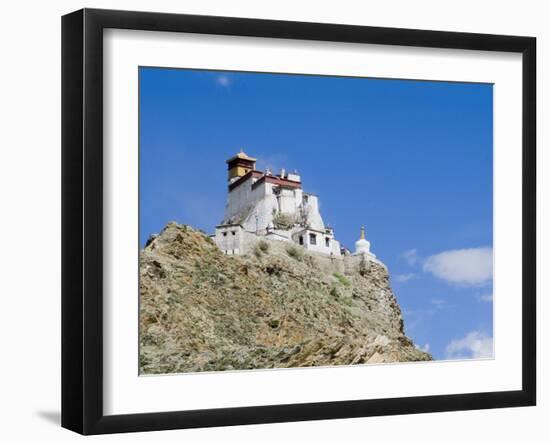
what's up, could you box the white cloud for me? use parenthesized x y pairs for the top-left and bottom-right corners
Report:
(431, 298), (446, 308)
(402, 308), (435, 333)
(400, 249), (419, 266)
(423, 247), (493, 286)
(395, 273), (416, 283)
(256, 154), (289, 174)
(445, 331), (493, 360)
(478, 293), (493, 303)
(416, 343), (430, 353)
(216, 75), (231, 87)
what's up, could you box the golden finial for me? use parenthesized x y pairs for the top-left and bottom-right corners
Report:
(360, 226), (365, 240)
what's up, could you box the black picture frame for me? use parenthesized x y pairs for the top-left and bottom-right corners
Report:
(61, 8), (536, 435)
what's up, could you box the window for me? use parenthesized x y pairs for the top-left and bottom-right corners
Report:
(309, 233), (317, 245)
(325, 237), (330, 247)
(303, 195), (309, 203)
(222, 232), (227, 237)
(231, 231), (236, 236)
(299, 235), (304, 245)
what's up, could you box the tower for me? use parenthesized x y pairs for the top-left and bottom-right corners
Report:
(226, 150), (256, 183)
(354, 226), (376, 258)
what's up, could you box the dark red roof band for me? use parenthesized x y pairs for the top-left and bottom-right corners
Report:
(228, 170), (264, 191)
(228, 170), (302, 192)
(251, 174), (302, 190)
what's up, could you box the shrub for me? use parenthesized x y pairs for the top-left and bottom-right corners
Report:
(341, 296), (353, 307)
(286, 244), (304, 261)
(253, 240), (270, 258)
(273, 212), (295, 230)
(253, 244), (263, 259)
(258, 240), (269, 253)
(333, 272), (351, 287)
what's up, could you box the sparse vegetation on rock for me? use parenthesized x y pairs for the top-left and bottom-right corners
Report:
(273, 212), (295, 230)
(258, 240), (269, 253)
(333, 272), (351, 287)
(285, 244), (304, 261)
(139, 222), (431, 374)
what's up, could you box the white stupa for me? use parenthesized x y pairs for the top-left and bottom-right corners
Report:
(354, 226), (376, 258)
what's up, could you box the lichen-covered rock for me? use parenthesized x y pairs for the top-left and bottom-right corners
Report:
(139, 222), (431, 374)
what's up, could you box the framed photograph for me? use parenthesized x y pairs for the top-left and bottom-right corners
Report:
(61, 8), (536, 435)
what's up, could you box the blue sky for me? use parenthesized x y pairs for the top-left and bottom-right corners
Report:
(139, 67), (493, 361)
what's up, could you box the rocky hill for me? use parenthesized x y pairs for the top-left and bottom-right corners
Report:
(139, 222), (431, 374)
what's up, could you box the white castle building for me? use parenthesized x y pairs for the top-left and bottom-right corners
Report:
(213, 150), (376, 260)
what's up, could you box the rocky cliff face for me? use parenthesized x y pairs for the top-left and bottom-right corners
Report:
(140, 222), (431, 374)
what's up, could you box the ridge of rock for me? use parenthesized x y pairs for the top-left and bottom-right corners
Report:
(140, 222), (431, 374)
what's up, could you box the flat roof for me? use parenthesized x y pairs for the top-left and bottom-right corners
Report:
(215, 223), (244, 228)
(293, 227), (331, 235)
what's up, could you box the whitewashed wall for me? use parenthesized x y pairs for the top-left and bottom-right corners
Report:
(214, 225), (244, 255)
(303, 194), (325, 231)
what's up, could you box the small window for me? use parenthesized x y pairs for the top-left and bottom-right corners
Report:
(303, 195), (309, 203)
(222, 232), (227, 237)
(299, 235), (304, 245)
(309, 233), (317, 245)
(325, 237), (330, 247)
(231, 231), (236, 236)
